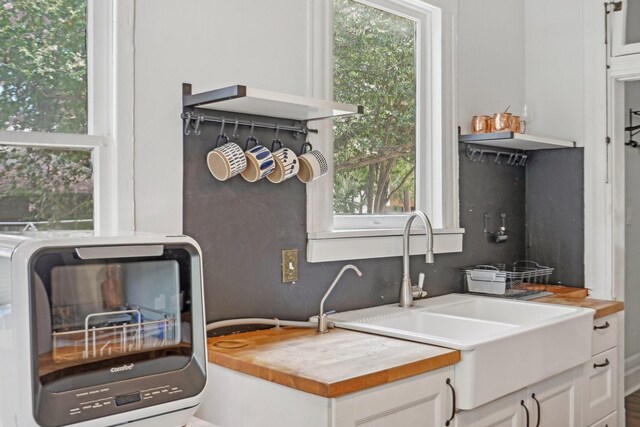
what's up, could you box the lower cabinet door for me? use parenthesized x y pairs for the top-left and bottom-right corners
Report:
(587, 348), (618, 425)
(589, 411), (617, 427)
(527, 366), (583, 427)
(455, 390), (527, 427)
(332, 366), (454, 427)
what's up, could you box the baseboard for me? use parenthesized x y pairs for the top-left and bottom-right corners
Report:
(625, 352), (640, 395)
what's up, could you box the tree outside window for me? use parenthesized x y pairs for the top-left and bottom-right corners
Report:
(333, 0), (416, 216)
(0, 0), (93, 230)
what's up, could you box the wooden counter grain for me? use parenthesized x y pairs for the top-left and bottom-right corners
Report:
(533, 294), (624, 319)
(207, 327), (460, 398)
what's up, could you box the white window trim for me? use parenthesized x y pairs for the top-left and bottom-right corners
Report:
(306, 0), (461, 263)
(0, 0), (135, 233)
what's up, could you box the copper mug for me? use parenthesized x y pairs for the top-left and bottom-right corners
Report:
(471, 115), (491, 134)
(509, 115), (524, 133)
(492, 112), (512, 132)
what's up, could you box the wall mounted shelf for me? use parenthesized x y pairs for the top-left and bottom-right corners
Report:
(183, 84), (363, 121)
(459, 132), (576, 151)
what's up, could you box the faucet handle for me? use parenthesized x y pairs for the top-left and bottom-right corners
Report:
(412, 273), (427, 299)
(418, 273), (425, 290)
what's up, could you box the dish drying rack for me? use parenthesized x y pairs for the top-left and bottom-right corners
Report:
(51, 304), (177, 363)
(462, 261), (554, 299)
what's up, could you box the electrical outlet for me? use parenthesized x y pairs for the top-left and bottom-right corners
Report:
(282, 249), (298, 283)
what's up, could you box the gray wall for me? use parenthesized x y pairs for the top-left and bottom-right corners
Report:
(525, 148), (585, 285)
(184, 112), (534, 323)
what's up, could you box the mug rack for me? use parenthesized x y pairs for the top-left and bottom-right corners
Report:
(625, 108), (640, 148)
(181, 111), (317, 138)
(465, 144), (527, 167)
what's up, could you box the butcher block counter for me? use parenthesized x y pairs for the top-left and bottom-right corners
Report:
(207, 326), (460, 398)
(530, 286), (624, 319)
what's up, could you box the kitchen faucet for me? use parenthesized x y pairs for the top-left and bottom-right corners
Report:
(400, 210), (434, 308)
(317, 264), (363, 333)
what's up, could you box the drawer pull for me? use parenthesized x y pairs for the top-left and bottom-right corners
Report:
(593, 358), (610, 369)
(521, 400), (530, 427)
(445, 378), (456, 426)
(531, 393), (541, 427)
(593, 321), (610, 330)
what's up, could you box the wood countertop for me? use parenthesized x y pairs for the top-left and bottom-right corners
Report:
(207, 327), (460, 398)
(532, 293), (624, 319)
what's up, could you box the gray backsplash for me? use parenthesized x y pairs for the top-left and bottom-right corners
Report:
(183, 113), (583, 324)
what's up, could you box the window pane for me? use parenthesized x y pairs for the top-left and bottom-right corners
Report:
(333, 0), (416, 215)
(626, 0), (640, 45)
(0, 146), (93, 230)
(0, 0), (88, 133)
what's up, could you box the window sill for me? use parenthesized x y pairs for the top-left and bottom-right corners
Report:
(306, 228), (465, 263)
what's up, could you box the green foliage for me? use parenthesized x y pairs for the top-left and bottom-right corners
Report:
(0, 0), (92, 229)
(333, 0), (416, 215)
(0, 0), (87, 133)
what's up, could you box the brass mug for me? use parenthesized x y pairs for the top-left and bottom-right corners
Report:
(492, 113), (512, 132)
(471, 115), (491, 134)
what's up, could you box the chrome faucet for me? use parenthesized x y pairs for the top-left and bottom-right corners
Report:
(400, 210), (434, 308)
(317, 264), (363, 333)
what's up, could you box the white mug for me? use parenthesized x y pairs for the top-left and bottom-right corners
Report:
(297, 142), (328, 183)
(267, 139), (299, 184)
(207, 134), (247, 181)
(241, 136), (276, 182)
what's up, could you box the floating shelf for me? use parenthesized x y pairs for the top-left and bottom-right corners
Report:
(183, 84), (363, 122)
(458, 132), (576, 150)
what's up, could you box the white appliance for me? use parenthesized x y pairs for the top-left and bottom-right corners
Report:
(0, 232), (208, 427)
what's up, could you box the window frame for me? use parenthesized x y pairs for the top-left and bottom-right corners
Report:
(306, 0), (462, 263)
(0, 0), (134, 233)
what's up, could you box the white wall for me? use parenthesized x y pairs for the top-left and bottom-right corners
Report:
(133, 0), (312, 233)
(523, 0), (584, 143)
(457, 0), (525, 134)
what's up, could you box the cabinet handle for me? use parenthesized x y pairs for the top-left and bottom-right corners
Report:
(593, 358), (610, 369)
(593, 321), (610, 330)
(445, 378), (456, 426)
(521, 400), (530, 427)
(531, 393), (541, 427)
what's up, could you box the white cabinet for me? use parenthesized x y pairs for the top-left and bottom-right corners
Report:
(333, 368), (455, 426)
(611, 0), (640, 56)
(455, 366), (583, 427)
(198, 363), (456, 427)
(585, 314), (619, 427)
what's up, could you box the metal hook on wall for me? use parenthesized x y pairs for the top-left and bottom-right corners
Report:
(193, 114), (204, 136)
(231, 119), (240, 140)
(182, 112), (192, 136)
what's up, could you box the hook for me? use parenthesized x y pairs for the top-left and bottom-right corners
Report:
(231, 119), (240, 140)
(494, 152), (502, 164)
(271, 125), (283, 151)
(182, 112), (192, 136)
(245, 122), (258, 150)
(219, 118), (226, 136)
(194, 114), (204, 136)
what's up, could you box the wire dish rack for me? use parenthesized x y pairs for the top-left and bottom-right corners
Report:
(462, 260), (554, 299)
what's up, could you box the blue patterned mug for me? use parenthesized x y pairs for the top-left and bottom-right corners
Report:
(241, 136), (276, 182)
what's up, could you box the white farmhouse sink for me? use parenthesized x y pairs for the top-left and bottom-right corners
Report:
(327, 293), (594, 409)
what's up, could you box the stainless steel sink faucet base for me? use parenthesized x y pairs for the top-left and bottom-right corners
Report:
(400, 210), (434, 308)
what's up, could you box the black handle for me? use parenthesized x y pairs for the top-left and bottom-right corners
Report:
(593, 321), (610, 330)
(445, 378), (456, 426)
(594, 358), (610, 369)
(531, 393), (540, 427)
(521, 400), (530, 427)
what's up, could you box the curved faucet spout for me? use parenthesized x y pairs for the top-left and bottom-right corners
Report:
(317, 264), (363, 333)
(400, 210), (434, 308)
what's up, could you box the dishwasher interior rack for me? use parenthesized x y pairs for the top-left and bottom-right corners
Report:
(462, 261), (554, 298)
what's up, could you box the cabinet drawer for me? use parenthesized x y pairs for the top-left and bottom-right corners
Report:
(592, 315), (617, 356)
(589, 411), (617, 427)
(586, 347), (617, 425)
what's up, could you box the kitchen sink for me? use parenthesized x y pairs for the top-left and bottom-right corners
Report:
(327, 293), (594, 409)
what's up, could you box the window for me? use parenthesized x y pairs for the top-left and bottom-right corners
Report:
(0, 0), (134, 232)
(307, 0), (460, 262)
